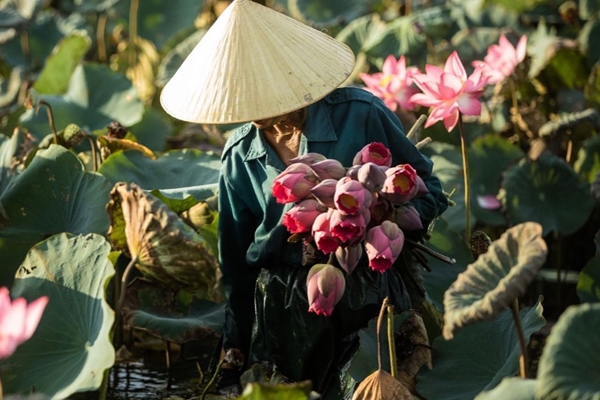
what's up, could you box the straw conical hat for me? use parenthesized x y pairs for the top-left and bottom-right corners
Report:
(160, 0), (355, 124)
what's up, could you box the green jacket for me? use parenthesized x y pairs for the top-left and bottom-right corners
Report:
(217, 87), (447, 372)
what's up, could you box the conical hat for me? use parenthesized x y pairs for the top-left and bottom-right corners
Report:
(160, 0), (355, 124)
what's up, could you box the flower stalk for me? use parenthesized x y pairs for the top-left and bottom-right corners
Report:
(457, 114), (471, 241)
(510, 300), (529, 378)
(386, 302), (397, 378)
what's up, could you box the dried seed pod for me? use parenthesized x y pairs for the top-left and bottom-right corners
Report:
(352, 370), (412, 400)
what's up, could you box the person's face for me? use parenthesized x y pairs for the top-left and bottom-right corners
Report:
(252, 114), (286, 129)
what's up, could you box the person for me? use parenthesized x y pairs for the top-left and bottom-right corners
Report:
(160, 0), (448, 398)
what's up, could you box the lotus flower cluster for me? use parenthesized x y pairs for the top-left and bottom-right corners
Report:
(0, 287), (48, 359)
(472, 35), (527, 85)
(271, 142), (430, 316)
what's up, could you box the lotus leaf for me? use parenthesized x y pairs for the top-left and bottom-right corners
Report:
(577, 230), (600, 303)
(237, 381), (312, 400)
(156, 28), (206, 87)
(122, 278), (224, 344)
(0, 145), (111, 287)
(537, 303), (600, 400)
(0, 0), (44, 29)
(575, 134), (600, 183)
(585, 61), (600, 108)
(474, 378), (537, 400)
(499, 153), (594, 235)
(107, 182), (218, 298)
(580, 0), (600, 20)
(289, 0), (374, 28)
(0, 129), (24, 194)
(579, 20), (600, 67)
(127, 107), (173, 152)
(0, 65), (22, 107)
(443, 222), (547, 339)
(417, 301), (545, 400)
(0, 233), (115, 399)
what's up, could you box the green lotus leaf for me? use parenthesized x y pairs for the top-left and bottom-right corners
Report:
(237, 381), (312, 400)
(0, 145), (111, 287)
(70, 0), (122, 13)
(537, 303), (600, 400)
(288, 0), (374, 28)
(0, 65), (22, 107)
(585, 61), (600, 108)
(577, 230), (600, 303)
(156, 28), (206, 87)
(107, 182), (218, 298)
(499, 153), (594, 235)
(579, 20), (600, 67)
(122, 278), (224, 344)
(0, 129), (25, 195)
(127, 107), (173, 152)
(0, 233), (115, 399)
(575, 134), (600, 183)
(475, 378), (537, 400)
(20, 63), (144, 141)
(469, 134), (524, 226)
(580, 0), (600, 20)
(99, 148), (220, 198)
(421, 217), (472, 311)
(417, 301), (545, 400)
(0, 0), (44, 29)
(33, 34), (91, 95)
(443, 222), (547, 340)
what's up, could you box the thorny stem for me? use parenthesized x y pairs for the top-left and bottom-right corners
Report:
(97, 12), (108, 63)
(201, 358), (225, 400)
(510, 300), (529, 378)
(458, 114), (471, 242)
(36, 100), (58, 144)
(128, 0), (139, 69)
(376, 297), (388, 371)
(387, 303), (398, 378)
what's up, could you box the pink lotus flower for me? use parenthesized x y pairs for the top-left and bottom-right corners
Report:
(335, 244), (363, 275)
(0, 287), (49, 359)
(312, 210), (340, 254)
(330, 208), (370, 245)
(410, 51), (488, 132)
(311, 159), (346, 181)
(477, 194), (502, 210)
(311, 179), (338, 209)
(360, 55), (420, 111)
(380, 164), (418, 204)
(334, 177), (372, 215)
(271, 163), (319, 204)
(306, 264), (345, 317)
(395, 205), (423, 231)
(364, 221), (405, 273)
(357, 162), (387, 192)
(352, 142), (392, 167)
(289, 152), (327, 166)
(369, 197), (391, 226)
(472, 35), (527, 85)
(282, 199), (324, 234)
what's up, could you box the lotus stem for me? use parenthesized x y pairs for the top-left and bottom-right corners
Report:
(555, 231), (564, 313)
(508, 78), (533, 139)
(20, 29), (30, 73)
(87, 134), (101, 172)
(96, 12), (108, 63)
(416, 137), (432, 150)
(117, 256), (138, 312)
(376, 297), (389, 371)
(510, 300), (529, 378)
(406, 239), (456, 265)
(128, 0), (139, 69)
(407, 114), (427, 142)
(387, 303), (398, 378)
(0, 377), (3, 400)
(200, 358), (225, 400)
(457, 114), (471, 242)
(36, 100), (58, 144)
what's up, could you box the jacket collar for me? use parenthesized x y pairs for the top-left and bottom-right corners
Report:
(244, 98), (338, 161)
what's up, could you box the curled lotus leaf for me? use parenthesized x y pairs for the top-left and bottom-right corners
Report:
(536, 303), (600, 400)
(443, 222), (548, 339)
(106, 182), (218, 299)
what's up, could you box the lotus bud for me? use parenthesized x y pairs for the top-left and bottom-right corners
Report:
(311, 179), (338, 208)
(330, 207), (371, 246)
(311, 159), (346, 180)
(282, 199), (325, 234)
(357, 162), (388, 192)
(414, 176), (430, 197)
(334, 177), (373, 215)
(352, 142), (392, 167)
(346, 164), (361, 180)
(289, 152), (327, 165)
(271, 163), (319, 204)
(183, 201), (214, 229)
(312, 209), (340, 254)
(336, 244), (363, 275)
(380, 164), (418, 205)
(369, 197), (391, 226)
(364, 221), (405, 273)
(395, 205), (423, 231)
(306, 264), (346, 317)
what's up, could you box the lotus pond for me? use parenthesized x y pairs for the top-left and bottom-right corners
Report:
(1, 0), (600, 399)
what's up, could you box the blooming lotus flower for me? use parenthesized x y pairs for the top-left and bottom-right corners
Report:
(380, 164), (418, 204)
(311, 179), (338, 209)
(360, 55), (420, 111)
(472, 35), (527, 85)
(410, 51), (488, 132)
(334, 177), (373, 215)
(0, 287), (49, 359)
(306, 264), (345, 316)
(289, 152), (328, 166)
(282, 199), (325, 234)
(357, 162), (387, 192)
(395, 205), (423, 231)
(330, 208), (371, 245)
(364, 221), (405, 273)
(312, 210), (340, 254)
(311, 159), (346, 181)
(335, 244), (363, 275)
(352, 142), (392, 167)
(271, 163), (319, 204)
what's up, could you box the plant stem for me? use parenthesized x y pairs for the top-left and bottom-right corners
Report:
(128, 0), (139, 69)
(97, 12), (108, 63)
(36, 100), (58, 144)
(201, 358), (225, 400)
(457, 114), (471, 242)
(0, 377), (3, 400)
(407, 114), (427, 142)
(510, 300), (529, 378)
(387, 303), (398, 378)
(117, 256), (137, 311)
(376, 297), (389, 371)
(20, 29), (30, 73)
(555, 231), (563, 314)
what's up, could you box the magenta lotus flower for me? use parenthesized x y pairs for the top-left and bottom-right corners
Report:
(410, 51), (488, 132)
(395, 205), (423, 231)
(0, 287), (49, 359)
(357, 162), (387, 192)
(380, 164), (418, 204)
(306, 264), (345, 317)
(311, 179), (338, 209)
(311, 159), (346, 181)
(271, 163), (319, 204)
(330, 208), (370, 245)
(283, 199), (325, 234)
(352, 142), (392, 167)
(335, 244), (363, 275)
(472, 35), (527, 85)
(360, 55), (420, 111)
(334, 177), (373, 215)
(477, 194), (502, 210)
(364, 221), (405, 273)
(312, 210), (340, 254)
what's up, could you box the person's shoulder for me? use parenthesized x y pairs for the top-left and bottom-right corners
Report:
(222, 123), (254, 159)
(324, 87), (376, 105)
